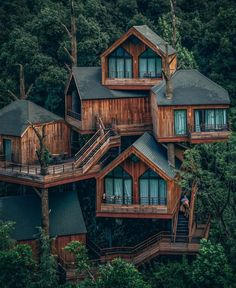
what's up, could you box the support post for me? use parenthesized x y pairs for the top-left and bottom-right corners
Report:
(41, 188), (49, 235)
(167, 143), (175, 167)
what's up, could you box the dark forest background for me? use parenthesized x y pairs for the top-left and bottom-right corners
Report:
(0, 0), (235, 116)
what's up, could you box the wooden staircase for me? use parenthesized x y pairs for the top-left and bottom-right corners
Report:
(74, 117), (121, 173)
(175, 212), (189, 242)
(86, 228), (209, 267)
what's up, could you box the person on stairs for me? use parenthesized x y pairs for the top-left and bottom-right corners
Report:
(180, 194), (190, 218)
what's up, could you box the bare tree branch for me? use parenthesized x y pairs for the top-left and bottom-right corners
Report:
(63, 46), (76, 63)
(65, 63), (72, 73)
(61, 23), (72, 39)
(33, 187), (42, 198)
(25, 84), (33, 99)
(7, 90), (18, 100)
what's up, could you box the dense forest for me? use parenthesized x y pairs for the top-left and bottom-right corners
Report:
(0, 0), (235, 114)
(0, 0), (236, 287)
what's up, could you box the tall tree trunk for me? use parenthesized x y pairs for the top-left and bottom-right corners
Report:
(170, 0), (177, 49)
(19, 64), (26, 100)
(71, 0), (77, 67)
(163, 44), (173, 100)
(41, 188), (49, 235)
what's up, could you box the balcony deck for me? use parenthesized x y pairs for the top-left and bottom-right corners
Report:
(98, 203), (169, 219)
(188, 124), (230, 143)
(0, 160), (100, 188)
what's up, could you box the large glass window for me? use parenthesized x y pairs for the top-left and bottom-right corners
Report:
(139, 169), (167, 205)
(104, 166), (132, 204)
(174, 110), (187, 135)
(194, 109), (227, 132)
(139, 48), (162, 78)
(108, 47), (132, 78)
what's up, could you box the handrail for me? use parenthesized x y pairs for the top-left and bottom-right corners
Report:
(188, 182), (198, 242)
(87, 230), (203, 266)
(81, 130), (113, 172)
(74, 128), (102, 162)
(96, 115), (105, 131)
(67, 109), (81, 121)
(203, 215), (211, 239)
(104, 195), (167, 205)
(188, 123), (229, 134)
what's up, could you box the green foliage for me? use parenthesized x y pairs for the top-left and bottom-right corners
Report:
(158, 14), (198, 69)
(192, 239), (234, 287)
(149, 257), (192, 288)
(96, 258), (151, 288)
(179, 133), (236, 271)
(0, 221), (35, 288)
(147, 240), (235, 288)
(64, 241), (91, 275)
(36, 228), (59, 288)
(0, 221), (15, 250)
(0, 244), (36, 288)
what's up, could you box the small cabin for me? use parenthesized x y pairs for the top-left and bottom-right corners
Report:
(101, 25), (177, 90)
(151, 70), (231, 143)
(65, 25), (177, 135)
(0, 100), (70, 164)
(0, 190), (87, 263)
(65, 67), (153, 135)
(96, 133), (181, 219)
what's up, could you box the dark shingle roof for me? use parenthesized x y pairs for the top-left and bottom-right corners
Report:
(0, 100), (63, 136)
(132, 133), (179, 178)
(152, 69), (230, 106)
(133, 25), (175, 55)
(72, 67), (149, 100)
(0, 191), (87, 240)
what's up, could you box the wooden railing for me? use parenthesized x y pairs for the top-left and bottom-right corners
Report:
(188, 182), (198, 242)
(81, 130), (116, 173)
(87, 230), (203, 266)
(203, 215), (211, 239)
(104, 195), (167, 206)
(74, 129), (103, 163)
(188, 123), (229, 134)
(0, 161), (79, 176)
(67, 109), (81, 121)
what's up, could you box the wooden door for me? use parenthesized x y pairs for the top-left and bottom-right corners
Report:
(3, 139), (12, 162)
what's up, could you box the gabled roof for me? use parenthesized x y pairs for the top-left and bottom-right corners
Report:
(132, 133), (179, 178)
(0, 99), (63, 137)
(0, 191), (87, 241)
(99, 133), (179, 180)
(71, 67), (149, 100)
(101, 25), (175, 57)
(152, 69), (230, 106)
(133, 25), (176, 55)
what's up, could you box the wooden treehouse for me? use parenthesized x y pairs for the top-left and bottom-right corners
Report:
(0, 25), (230, 268)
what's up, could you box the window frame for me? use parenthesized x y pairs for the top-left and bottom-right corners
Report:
(108, 47), (133, 79)
(138, 48), (162, 78)
(174, 109), (187, 136)
(139, 169), (167, 205)
(104, 166), (133, 205)
(194, 108), (228, 132)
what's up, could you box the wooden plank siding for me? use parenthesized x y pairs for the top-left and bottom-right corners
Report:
(80, 97), (152, 133)
(19, 234), (86, 263)
(151, 92), (230, 143)
(0, 121), (71, 165)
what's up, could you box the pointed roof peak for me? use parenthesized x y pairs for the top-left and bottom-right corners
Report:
(0, 99), (63, 136)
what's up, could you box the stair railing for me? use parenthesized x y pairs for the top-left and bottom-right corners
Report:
(81, 130), (113, 173)
(172, 185), (182, 243)
(74, 128), (102, 164)
(188, 182), (198, 242)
